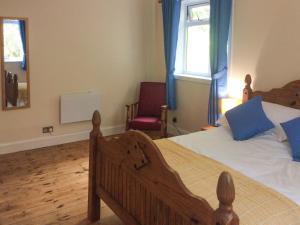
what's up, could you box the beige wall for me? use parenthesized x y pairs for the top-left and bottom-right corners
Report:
(2, 0), (299, 145)
(151, 0), (300, 132)
(0, 0), (152, 144)
(229, 0), (300, 98)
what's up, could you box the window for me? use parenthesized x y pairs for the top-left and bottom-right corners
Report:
(3, 20), (24, 62)
(176, 0), (210, 79)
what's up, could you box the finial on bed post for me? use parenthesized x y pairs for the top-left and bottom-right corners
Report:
(214, 172), (239, 225)
(243, 74), (253, 103)
(88, 111), (102, 221)
(92, 110), (102, 135)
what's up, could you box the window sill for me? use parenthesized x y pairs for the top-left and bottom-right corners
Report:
(174, 73), (211, 85)
(4, 60), (23, 63)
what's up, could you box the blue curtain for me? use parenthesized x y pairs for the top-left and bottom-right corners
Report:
(208, 0), (232, 125)
(162, 0), (181, 110)
(19, 20), (27, 71)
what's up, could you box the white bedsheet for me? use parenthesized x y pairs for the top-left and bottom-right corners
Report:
(169, 127), (300, 206)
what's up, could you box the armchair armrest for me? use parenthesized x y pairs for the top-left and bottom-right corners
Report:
(126, 102), (139, 130)
(125, 102), (138, 108)
(160, 105), (168, 119)
(161, 105), (168, 110)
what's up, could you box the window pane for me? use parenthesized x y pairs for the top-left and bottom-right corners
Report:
(186, 24), (210, 75)
(3, 20), (24, 62)
(188, 4), (210, 21)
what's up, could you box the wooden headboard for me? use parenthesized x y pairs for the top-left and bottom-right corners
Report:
(243, 74), (300, 109)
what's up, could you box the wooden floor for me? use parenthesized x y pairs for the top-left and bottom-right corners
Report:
(0, 141), (123, 225)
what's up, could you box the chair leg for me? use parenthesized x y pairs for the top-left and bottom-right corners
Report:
(126, 121), (130, 131)
(161, 123), (168, 138)
(160, 106), (168, 138)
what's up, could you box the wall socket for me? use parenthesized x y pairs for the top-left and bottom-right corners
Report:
(172, 117), (177, 123)
(43, 126), (54, 134)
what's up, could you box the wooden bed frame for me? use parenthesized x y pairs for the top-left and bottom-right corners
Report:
(88, 75), (300, 225)
(243, 74), (300, 108)
(4, 70), (18, 107)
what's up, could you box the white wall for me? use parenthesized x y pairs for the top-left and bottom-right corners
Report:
(0, 0), (152, 148)
(151, 0), (300, 132)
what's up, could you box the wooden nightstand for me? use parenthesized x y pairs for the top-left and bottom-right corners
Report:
(201, 125), (217, 131)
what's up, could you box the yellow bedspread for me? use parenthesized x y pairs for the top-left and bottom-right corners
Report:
(154, 139), (300, 225)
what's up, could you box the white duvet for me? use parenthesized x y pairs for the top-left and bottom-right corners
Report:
(169, 127), (300, 206)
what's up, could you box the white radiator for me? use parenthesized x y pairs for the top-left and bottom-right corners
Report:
(60, 91), (100, 124)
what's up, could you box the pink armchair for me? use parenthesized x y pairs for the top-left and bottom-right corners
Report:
(126, 82), (168, 138)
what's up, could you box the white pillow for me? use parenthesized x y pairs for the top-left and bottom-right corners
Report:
(217, 115), (228, 127)
(273, 126), (288, 142)
(262, 102), (300, 142)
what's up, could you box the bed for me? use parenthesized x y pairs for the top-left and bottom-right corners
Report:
(87, 75), (300, 225)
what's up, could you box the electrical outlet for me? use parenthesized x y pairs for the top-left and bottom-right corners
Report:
(43, 126), (54, 134)
(172, 117), (177, 123)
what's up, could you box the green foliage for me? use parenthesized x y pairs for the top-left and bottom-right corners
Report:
(189, 5), (210, 21)
(3, 22), (22, 61)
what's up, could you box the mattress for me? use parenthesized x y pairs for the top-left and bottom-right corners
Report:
(169, 126), (300, 206)
(154, 138), (300, 225)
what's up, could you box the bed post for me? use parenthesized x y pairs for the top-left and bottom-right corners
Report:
(243, 74), (253, 103)
(214, 172), (239, 225)
(88, 111), (102, 221)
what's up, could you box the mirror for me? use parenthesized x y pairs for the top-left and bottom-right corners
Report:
(0, 17), (30, 110)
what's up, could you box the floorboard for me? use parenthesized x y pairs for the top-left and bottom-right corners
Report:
(0, 141), (123, 225)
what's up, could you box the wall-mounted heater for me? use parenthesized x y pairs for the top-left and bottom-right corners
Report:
(60, 91), (100, 124)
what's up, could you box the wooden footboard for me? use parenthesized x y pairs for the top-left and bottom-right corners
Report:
(88, 111), (239, 225)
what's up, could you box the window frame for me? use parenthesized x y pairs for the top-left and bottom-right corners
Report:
(175, 0), (211, 81)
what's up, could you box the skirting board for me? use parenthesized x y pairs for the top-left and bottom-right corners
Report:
(0, 125), (125, 155)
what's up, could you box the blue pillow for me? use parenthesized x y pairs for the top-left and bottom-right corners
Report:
(281, 117), (300, 162)
(225, 96), (274, 141)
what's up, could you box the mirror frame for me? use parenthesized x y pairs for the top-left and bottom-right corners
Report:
(0, 16), (30, 111)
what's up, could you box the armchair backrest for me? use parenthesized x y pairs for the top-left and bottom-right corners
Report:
(138, 82), (166, 117)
